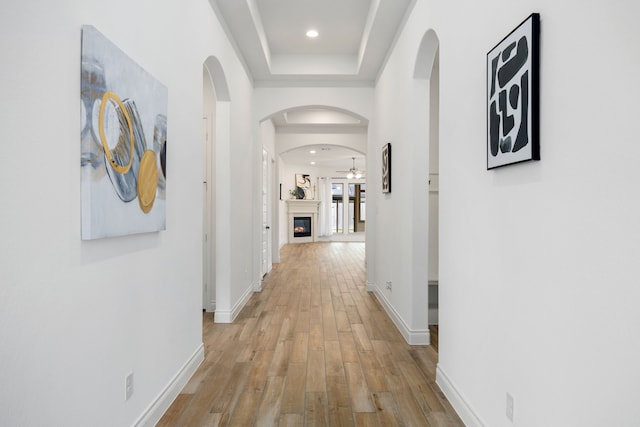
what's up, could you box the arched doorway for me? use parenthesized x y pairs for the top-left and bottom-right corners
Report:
(258, 106), (369, 253)
(414, 30), (440, 346)
(202, 56), (232, 321)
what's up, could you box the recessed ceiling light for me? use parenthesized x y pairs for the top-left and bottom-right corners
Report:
(309, 150), (316, 154)
(306, 29), (319, 38)
(310, 161), (316, 165)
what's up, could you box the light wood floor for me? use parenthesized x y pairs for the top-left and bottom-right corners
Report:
(158, 242), (463, 426)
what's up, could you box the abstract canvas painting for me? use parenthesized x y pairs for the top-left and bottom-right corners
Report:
(487, 13), (540, 169)
(81, 25), (167, 239)
(295, 173), (310, 199)
(382, 143), (391, 193)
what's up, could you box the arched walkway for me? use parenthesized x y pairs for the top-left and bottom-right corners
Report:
(203, 56), (234, 323)
(413, 29), (440, 342)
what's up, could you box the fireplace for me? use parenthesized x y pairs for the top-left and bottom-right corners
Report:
(286, 200), (320, 243)
(293, 216), (312, 237)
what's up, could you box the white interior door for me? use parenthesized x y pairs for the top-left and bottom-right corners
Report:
(202, 116), (211, 310)
(427, 51), (439, 325)
(261, 148), (272, 277)
(202, 66), (216, 312)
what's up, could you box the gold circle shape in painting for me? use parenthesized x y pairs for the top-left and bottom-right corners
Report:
(137, 150), (158, 213)
(98, 91), (134, 174)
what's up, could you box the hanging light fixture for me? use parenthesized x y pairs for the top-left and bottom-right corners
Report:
(346, 157), (362, 179)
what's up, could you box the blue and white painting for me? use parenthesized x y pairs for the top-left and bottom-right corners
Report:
(81, 25), (167, 239)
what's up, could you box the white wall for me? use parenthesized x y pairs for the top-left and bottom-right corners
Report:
(369, 1), (433, 344)
(0, 0), (254, 425)
(226, 70), (257, 317)
(374, 0), (640, 425)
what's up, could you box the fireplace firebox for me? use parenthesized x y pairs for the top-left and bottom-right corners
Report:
(293, 216), (312, 238)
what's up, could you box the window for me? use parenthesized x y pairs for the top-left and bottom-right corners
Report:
(348, 183), (365, 233)
(349, 184), (356, 232)
(331, 183), (344, 233)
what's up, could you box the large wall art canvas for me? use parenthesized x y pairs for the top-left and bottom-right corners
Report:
(81, 25), (167, 239)
(487, 13), (540, 169)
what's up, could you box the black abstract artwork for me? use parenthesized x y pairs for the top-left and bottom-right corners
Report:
(487, 13), (540, 169)
(382, 143), (391, 193)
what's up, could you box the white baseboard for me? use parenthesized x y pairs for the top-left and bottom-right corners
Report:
(372, 287), (430, 345)
(215, 310), (232, 323)
(215, 284), (254, 323)
(205, 299), (216, 313)
(436, 364), (485, 427)
(366, 281), (375, 292)
(134, 343), (205, 427)
(254, 280), (262, 292)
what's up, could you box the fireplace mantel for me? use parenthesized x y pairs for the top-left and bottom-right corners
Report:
(286, 200), (320, 243)
(286, 199), (320, 213)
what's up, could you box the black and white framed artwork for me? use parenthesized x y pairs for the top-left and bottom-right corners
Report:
(382, 143), (391, 193)
(487, 13), (540, 169)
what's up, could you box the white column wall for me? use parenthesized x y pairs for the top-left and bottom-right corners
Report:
(370, 5), (435, 344)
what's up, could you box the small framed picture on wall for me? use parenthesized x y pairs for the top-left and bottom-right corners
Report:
(382, 143), (391, 193)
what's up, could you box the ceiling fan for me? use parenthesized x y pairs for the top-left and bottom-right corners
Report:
(337, 157), (365, 179)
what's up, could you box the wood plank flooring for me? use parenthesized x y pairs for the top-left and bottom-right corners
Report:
(158, 242), (463, 427)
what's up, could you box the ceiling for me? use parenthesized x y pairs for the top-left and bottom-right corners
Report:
(274, 106), (367, 174)
(209, 0), (413, 173)
(280, 144), (366, 178)
(271, 107), (368, 132)
(209, 0), (415, 87)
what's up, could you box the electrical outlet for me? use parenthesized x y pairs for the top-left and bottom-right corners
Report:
(125, 372), (134, 401)
(506, 393), (514, 422)
(386, 281), (392, 291)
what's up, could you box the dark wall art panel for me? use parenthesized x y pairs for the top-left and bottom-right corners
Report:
(487, 13), (540, 169)
(382, 143), (391, 193)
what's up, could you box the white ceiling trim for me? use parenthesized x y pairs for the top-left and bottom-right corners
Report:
(358, 0), (380, 68)
(246, 0), (272, 69)
(209, 0), (416, 87)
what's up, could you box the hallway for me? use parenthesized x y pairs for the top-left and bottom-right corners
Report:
(159, 243), (462, 426)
